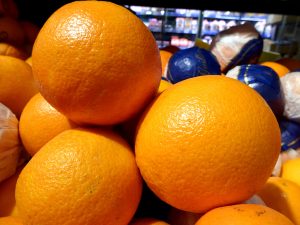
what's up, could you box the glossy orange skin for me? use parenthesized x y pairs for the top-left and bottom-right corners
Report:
(32, 1), (161, 125)
(136, 75), (281, 213)
(16, 128), (143, 225)
(195, 204), (295, 225)
(19, 93), (76, 156)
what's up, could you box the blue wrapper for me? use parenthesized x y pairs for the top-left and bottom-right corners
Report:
(226, 64), (284, 118)
(280, 119), (300, 151)
(167, 46), (221, 84)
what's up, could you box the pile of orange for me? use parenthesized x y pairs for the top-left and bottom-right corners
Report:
(1, 1), (299, 225)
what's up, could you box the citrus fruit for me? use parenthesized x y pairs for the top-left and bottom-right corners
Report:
(32, 1), (161, 125)
(16, 128), (142, 225)
(281, 158), (300, 186)
(257, 177), (300, 225)
(261, 61), (290, 77)
(0, 43), (27, 59)
(19, 93), (76, 156)
(130, 218), (169, 225)
(0, 55), (38, 117)
(194, 204), (295, 225)
(0, 17), (24, 46)
(135, 75), (281, 213)
(0, 216), (23, 225)
(0, 166), (23, 217)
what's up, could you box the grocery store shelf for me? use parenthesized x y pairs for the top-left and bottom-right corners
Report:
(112, 0), (300, 16)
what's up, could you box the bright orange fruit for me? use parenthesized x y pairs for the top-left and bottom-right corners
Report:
(0, 55), (38, 117)
(16, 128), (142, 225)
(19, 93), (76, 156)
(135, 75), (281, 213)
(257, 176), (300, 225)
(0, 216), (23, 225)
(32, 1), (161, 125)
(195, 204), (295, 225)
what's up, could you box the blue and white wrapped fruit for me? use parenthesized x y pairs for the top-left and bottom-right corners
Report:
(280, 72), (300, 123)
(210, 23), (263, 73)
(226, 64), (284, 118)
(166, 46), (221, 84)
(280, 119), (300, 152)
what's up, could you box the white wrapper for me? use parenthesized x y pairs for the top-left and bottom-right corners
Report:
(0, 103), (21, 183)
(280, 72), (300, 123)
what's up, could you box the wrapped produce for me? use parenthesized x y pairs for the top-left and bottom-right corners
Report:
(210, 23), (263, 73)
(226, 64), (284, 118)
(280, 72), (300, 123)
(167, 46), (220, 83)
(0, 103), (22, 183)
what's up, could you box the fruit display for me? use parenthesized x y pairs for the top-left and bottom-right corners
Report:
(0, 1), (300, 225)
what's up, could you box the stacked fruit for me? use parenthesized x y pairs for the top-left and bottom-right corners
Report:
(0, 1), (300, 225)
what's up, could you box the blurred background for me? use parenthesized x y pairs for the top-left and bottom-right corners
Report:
(12, 0), (300, 59)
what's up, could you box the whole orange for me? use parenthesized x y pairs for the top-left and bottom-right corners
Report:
(130, 218), (169, 225)
(257, 177), (300, 225)
(32, 1), (161, 125)
(135, 75), (281, 213)
(19, 93), (76, 156)
(0, 55), (38, 117)
(15, 128), (142, 225)
(0, 216), (23, 225)
(261, 61), (290, 77)
(195, 204), (295, 225)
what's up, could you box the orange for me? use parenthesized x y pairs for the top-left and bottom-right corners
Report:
(130, 218), (169, 225)
(0, 0), (19, 19)
(261, 61), (290, 77)
(160, 50), (172, 78)
(281, 158), (300, 187)
(194, 204), (295, 225)
(20, 21), (40, 45)
(16, 128), (142, 225)
(0, 17), (24, 46)
(0, 166), (23, 217)
(135, 75), (281, 213)
(0, 43), (28, 59)
(0, 216), (23, 225)
(257, 177), (300, 225)
(0, 55), (38, 117)
(19, 93), (76, 156)
(32, 1), (161, 125)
